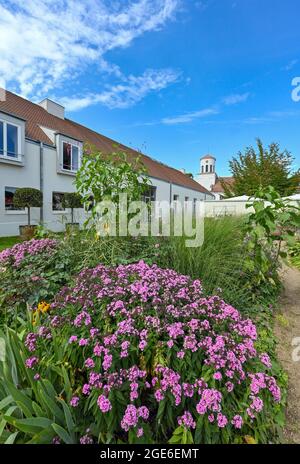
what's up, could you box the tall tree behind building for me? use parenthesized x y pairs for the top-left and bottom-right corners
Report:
(222, 138), (299, 197)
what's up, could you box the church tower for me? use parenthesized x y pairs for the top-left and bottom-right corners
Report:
(196, 154), (217, 191)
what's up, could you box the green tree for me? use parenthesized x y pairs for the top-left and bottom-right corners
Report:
(62, 192), (83, 224)
(243, 185), (300, 298)
(75, 146), (150, 230)
(223, 138), (298, 197)
(13, 188), (43, 226)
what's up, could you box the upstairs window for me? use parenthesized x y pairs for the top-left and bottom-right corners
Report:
(0, 122), (3, 156)
(7, 124), (18, 157)
(62, 142), (79, 171)
(0, 119), (21, 159)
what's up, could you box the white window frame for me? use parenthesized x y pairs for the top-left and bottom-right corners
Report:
(61, 140), (81, 173)
(0, 118), (22, 161)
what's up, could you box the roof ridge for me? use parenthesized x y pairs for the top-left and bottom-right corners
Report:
(0, 88), (212, 196)
(68, 118), (208, 191)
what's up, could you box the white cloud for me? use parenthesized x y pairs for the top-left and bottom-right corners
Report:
(61, 69), (180, 111)
(0, 0), (180, 108)
(160, 92), (250, 126)
(244, 110), (300, 124)
(282, 59), (298, 71)
(222, 92), (250, 105)
(162, 107), (219, 125)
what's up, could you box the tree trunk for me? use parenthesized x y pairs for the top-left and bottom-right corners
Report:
(71, 208), (74, 224)
(28, 207), (31, 226)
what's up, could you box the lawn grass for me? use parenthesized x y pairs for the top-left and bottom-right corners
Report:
(0, 236), (21, 252)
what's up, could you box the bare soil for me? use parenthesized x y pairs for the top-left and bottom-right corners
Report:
(275, 263), (300, 443)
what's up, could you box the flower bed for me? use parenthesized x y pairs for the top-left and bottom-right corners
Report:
(0, 238), (58, 267)
(0, 238), (66, 322)
(22, 261), (283, 444)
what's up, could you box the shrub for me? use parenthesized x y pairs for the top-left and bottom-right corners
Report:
(289, 240), (300, 270)
(0, 238), (72, 323)
(1, 261), (284, 444)
(13, 188), (43, 226)
(0, 233), (161, 326)
(75, 149), (150, 230)
(62, 192), (83, 224)
(0, 238), (58, 268)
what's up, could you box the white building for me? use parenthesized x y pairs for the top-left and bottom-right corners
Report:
(0, 89), (213, 237)
(196, 154), (234, 200)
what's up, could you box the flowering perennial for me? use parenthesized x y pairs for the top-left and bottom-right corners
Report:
(23, 261), (282, 443)
(0, 238), (58, 267)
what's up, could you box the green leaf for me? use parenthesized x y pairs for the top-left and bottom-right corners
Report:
(0, 405), (18, 438)
(4, 431), (19, 444)
(5, 381), (34, 416)
(58, 399), (75, 440)
(195, 415), (204, 444)
(3, 416), (52, 435)
(27, 427), (55, 444)
(51, 423), (74, 444)
(32, 401), (44, 417)
(0, 395), (13, 411)
(37, 386), (64, 423)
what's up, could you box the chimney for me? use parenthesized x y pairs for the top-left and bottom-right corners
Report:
(39, 98), (65, 119)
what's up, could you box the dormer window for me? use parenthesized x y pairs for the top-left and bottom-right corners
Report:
(63, 142), (79, 171)
(0, 119), (21, 159)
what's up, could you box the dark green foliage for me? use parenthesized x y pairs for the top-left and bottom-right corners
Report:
(14, 188), (43, 226)
(243, 186), (300, 298)
(62, 192), (83, 224)
(75, 147), (150, 228)
(289, 240), (300, 270)
(223, 138), (298, 197)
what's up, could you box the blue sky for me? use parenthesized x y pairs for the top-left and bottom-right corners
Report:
(1, 0), (300, 177)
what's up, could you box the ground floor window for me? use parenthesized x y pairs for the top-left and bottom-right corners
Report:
(52, 192), (65, 211)
(4, 186), (24, 211)
(142, 186), (157, 203)
(193, 198), (197, 215)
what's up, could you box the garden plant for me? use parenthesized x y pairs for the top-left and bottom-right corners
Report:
(0, 174), (295, 445)
(0, 262), (285, 444)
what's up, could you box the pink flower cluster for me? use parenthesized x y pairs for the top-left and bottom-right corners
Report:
(24, 260), (281, 439)
(0, 238), (58, 267)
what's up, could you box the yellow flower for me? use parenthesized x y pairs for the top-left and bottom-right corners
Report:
(37, 301), (50, 313)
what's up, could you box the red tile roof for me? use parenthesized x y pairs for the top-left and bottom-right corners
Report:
(201, 154), (216, 160)
(211, 176), (234, 193)
(0, 89), (212, 195)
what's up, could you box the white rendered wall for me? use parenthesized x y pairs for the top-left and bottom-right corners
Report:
(0, 139), (41, 237)
(0, 137), (213, 237)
